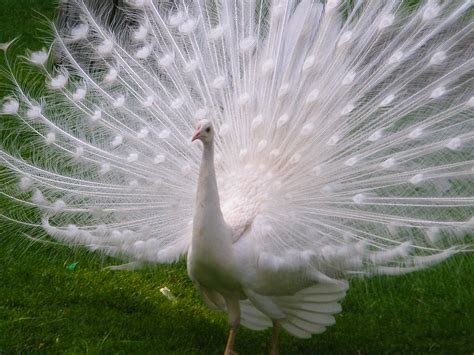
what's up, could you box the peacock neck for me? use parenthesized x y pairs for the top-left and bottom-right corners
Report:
(194, 140), (225, 233)
(198, 142), (220, 204)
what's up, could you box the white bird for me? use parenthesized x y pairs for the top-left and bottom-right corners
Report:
(0, 0), (473, 353)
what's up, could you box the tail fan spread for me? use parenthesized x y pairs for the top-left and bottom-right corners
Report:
(0, 1), (472, 277)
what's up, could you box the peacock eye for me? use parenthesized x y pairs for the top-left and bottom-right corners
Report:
(205, 127), (211, 133)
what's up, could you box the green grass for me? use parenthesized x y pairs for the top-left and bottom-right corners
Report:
(0, 1), (473, 354)
(1, 236), (473, 354)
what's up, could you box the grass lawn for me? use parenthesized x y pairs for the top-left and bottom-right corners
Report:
(0, 1), (473, 354)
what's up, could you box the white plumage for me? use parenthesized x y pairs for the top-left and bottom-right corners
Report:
(0, 0), (473, 353)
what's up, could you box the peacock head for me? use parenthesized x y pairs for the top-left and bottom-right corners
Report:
(191, 119), (214, 144)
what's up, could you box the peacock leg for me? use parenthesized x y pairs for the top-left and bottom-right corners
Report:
(270, 320), (281, 355)
(224, 326), (238, 355)
(224, 298), (240, 355)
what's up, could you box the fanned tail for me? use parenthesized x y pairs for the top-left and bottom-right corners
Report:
(0, 0), (209, 262)
(0, 0), (472, 273)
(214, 0), (473, 276)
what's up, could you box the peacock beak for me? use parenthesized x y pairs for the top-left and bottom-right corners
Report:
(191, 129), (201, 142)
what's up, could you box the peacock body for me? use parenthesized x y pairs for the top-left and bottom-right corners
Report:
(0, 0), (473, 352)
